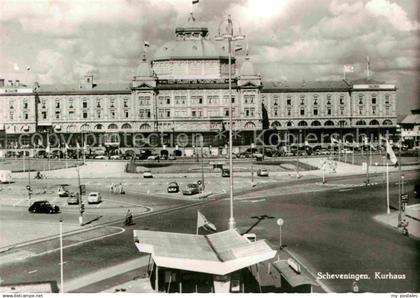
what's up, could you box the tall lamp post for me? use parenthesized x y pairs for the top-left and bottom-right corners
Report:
(215, 15), (245, 230)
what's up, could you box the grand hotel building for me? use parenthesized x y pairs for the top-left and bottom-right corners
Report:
(0, 17), (397, 156)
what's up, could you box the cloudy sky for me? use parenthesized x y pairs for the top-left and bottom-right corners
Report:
(0, 0), (418, 114)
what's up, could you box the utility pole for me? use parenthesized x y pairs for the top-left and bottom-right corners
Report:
(77, 165), (84, 226)
(201, 144), (205, 191)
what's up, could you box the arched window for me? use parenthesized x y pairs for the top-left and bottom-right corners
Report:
(94, 124), (103, 130)
(356, 120), (366, 126)
(108, 123), (118, 130)
(244, 122), (256, 129)
(338, 120), (347, 127)
(369, 120), (379, 126)
(324, 120), (334, 126)
(121, 123), (132, 130)
(66, 125), (76, 133)
(271, 121), (281, 128)
(383, 119), (393, 126)
(311, 120), (321, 127)
(80, 124), (90, 132)
(286, 121), (293, 127)
(298, 121), (308, 127)
(140, 123), (152, 130)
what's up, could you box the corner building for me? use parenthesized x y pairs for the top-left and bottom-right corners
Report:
(0, 17), (397, 155)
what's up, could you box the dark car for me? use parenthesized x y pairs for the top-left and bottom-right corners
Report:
(28, 201), (60, 213)
(414, 183), (420, 199)
(167, 182), (179, 193)
(182, 183), (200, 195)
(222, 168), (230, 177)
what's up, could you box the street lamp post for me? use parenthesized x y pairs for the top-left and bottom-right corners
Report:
(215, 15), (244, 230)
(277, 218), (284, 249)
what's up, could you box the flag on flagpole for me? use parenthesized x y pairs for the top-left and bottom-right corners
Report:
(192, 0), (199, 4)
(343, 65), (354, 73)
(385, 139), (398, 167)
(197, 210), (216, 233)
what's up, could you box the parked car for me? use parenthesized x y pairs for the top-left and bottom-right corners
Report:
(257, 169), (269, 177)
(87, 192), (102, 204)
(67, 193), (80, 205)
(147, 155), (159, 160)
(109, 155), (121, 160)
(143, 170), (153, 178)
(168, 154), (176, 160)
(222, 168), (230, 177)
(29, 201), (60, 213)
(182, 183), (200, 195)
(167, 182), (179, 193)
(95, 155), (107, 160)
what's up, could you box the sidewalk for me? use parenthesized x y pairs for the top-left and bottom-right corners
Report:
(373, 206), (420, 239)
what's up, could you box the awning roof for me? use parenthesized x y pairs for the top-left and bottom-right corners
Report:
(272, 260), (317, 288)
(133, 229), (276, 276)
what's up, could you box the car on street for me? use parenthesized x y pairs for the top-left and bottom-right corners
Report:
(87, 192), (102, 204)
(95, 155), (107, 160)
(182, 183), (200, 195)
(58, 187), (69, 197)
(28, 200), (60, 213)
(168, 154), (176, 160)
(167, 182), (180, 193)
(143, 170), (153, 178)
(257, 168), (269, 177)
(67, 193), (80, 205)
(109, 155), (121, 160)
(221, 168), (230, 177)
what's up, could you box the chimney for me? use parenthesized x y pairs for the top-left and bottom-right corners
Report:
(0, 79), (4, 87)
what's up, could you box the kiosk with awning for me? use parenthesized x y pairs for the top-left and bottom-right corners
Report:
(133, 229), (277, 293)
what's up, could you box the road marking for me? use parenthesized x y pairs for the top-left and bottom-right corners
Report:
(33, 226), (125, 258)
(339, 188), (353, 192)
(13, 199), (25, 207)
(28, 270), (38, 274)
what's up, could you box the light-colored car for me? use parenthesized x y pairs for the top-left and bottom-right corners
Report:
(58, 187), (69, 197)
(95, 155), (107, 160)
(257, 169), (269, 177)
(182, 183), (200, 195)
(147, 155), (159, 160)
(87, 192), (102, 204)
(67, 193), (79, 205)
(109, 155), (120, 160)
(143, 170), (153, 178)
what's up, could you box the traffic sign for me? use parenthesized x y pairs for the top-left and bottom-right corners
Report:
(277, 218), (284, 226)
(401, 194), (409, 204)
(79, 184), (86, 195)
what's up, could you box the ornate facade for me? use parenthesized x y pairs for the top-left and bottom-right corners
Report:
(0, 17), (397, 154)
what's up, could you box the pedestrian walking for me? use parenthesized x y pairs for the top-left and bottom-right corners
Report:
(125, 209), (133, 225)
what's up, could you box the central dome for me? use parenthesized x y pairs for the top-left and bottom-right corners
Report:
(154, 39), (228, 61)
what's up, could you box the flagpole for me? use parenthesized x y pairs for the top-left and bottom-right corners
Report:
(386, 162), (390, 214)
(59, 219), (64, 293)
(196, 211), (199, 235)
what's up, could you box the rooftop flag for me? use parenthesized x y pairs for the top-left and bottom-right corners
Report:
(192, 0), (199, 4)
(197, 210), (216, 233)
(343, 65), (354, 73)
